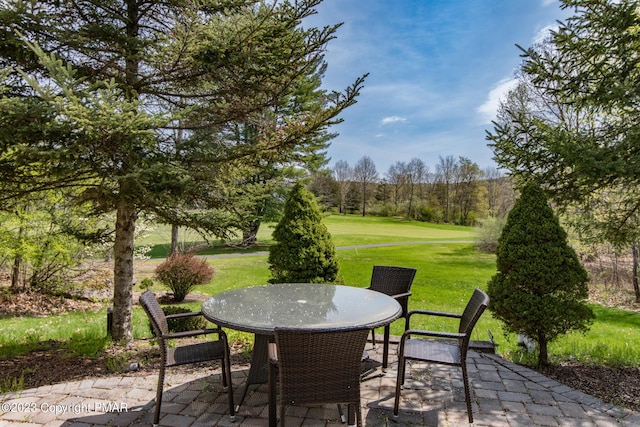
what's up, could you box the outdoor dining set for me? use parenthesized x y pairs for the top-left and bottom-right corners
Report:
(139, 265), (490, 426)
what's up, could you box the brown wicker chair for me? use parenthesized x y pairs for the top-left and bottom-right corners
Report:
(367, 265), (417, 369)
(139, 290), (235, 425)
(393, 288), (489, 424)
(268, 327), (370, 427)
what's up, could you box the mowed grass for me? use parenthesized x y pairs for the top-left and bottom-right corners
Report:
(2, 213), (640, 368)
(137, 213), (475, 257)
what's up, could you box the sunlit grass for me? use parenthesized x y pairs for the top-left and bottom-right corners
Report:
(3, 214), (640, 369)
(137, 213), (475, 258)
(0, 309), (110, 357)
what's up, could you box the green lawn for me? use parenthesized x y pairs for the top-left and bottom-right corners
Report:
(2, 213), (640, 370)
(137, 213), (475, 257)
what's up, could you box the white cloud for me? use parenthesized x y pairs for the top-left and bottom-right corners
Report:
(381, 116), (408, 125)
(533, 24), (558, 45)
(476, 77), (519, 124)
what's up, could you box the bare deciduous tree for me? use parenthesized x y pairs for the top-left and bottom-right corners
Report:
(333, 160), (353, 214)
(353, 156), (378, 216)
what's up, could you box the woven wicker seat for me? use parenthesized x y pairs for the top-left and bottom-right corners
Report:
(367, 265), (417, 369)
(268, 327), (370, 427)
(393, 288), (489, 424)
(139, 290), (235, 425)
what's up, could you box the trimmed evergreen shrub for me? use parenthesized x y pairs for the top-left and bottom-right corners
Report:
(160, 305), (208, 333)
(268, 182), (339, 283)
(154, 252), (214, 302)
(487, 183), (594, 366)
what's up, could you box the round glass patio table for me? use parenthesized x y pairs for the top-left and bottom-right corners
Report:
(201, 283), (402, 410)
(202, 282), (402, 334)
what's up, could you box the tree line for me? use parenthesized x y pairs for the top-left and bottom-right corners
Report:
(308, 155), (516, 226)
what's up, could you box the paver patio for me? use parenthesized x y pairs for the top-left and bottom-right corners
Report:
(1, 341), (639, 426)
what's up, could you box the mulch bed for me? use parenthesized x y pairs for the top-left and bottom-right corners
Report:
(0, 339), (251, 392)
(538, 362), (640, 413)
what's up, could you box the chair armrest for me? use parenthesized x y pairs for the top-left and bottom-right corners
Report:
(405, 309), (462, 331)
(161, 328), (221, 340)
(165, 311), (223, 331)
(390, 291), (412, 300)
(402, 329), (465, 341)
(407, 309), (461, 320)
(268, 343), (278, 364)
(165, 311), (204, 320)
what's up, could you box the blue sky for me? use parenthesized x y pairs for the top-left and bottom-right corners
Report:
(303, 0), (572, 174)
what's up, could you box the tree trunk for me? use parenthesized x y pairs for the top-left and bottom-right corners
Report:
(444, 184), (450, 223)
(111, 200), (137, 343)
(171, 224), (179, 256)
(361, 183), (366, 217)
(633, 243), (640, 303)
(10, 225), (24, 290)
(243, 221), (260, 246)
(538, 337), (548, 367)
(11, 253), (22, 291)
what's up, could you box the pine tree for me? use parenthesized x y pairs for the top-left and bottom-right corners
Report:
(0, 0), (364, 341)
(487, 183), (594, 366)
(268, 182), (339, 283)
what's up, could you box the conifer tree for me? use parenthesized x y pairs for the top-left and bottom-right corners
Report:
(0, 0), (364, 341)
(487, 183), (594, 366)
(268, 182), (339, 283)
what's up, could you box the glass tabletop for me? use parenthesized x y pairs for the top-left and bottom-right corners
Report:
(201, 283), (402, 335)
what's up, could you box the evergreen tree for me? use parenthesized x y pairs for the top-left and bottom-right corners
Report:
(487, 183), (594, 366)
(268, 182), (339, 283)
(0, 0), (364, 341)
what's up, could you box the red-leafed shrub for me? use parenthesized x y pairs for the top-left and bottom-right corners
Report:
(155, 253), (214, 302)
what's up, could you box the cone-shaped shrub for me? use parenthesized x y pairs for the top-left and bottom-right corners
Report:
(268, 182), (339, 283)
(487, 183), (594, 366)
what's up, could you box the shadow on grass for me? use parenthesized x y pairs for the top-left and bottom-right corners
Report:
(143, 242), (272, 259)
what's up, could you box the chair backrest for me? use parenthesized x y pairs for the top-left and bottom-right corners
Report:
(457, 288), (490, 355)
(369, 265), (417, 314)
(139, 290), (170, 339)
(274, 327), (370, 405)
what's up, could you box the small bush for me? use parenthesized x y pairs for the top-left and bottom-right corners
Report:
(162, 305), (208, 332)
(105, 353), (129, 374)
(0, 373), (25, 393)
(139, 277), (154, 291)
(417, 205), (443, 223)
(475, 216), (506, 253)
(155, 253), (214, 302)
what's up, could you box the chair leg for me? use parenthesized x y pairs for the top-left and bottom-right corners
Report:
(461, 363), (473, 423)
(268, 362), (277, 427)
(370, 328), (376, 348)
(351, 401), (364, 427)
(382, 325), (390, 370)
(153, 367), (165, 425)
(221, 358), (228, 389)
(393, 354), (405, 418)
(220, 356), (229, 391)
(223, 350), (236, 421)
(337, 404), (346, 423)
(347, 403), (356, 427)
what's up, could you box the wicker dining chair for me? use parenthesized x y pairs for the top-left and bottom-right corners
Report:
(139, 291), (235, 425)
(367, 265), (417, 369)
(268, 327), (370, 427)
(393, 288), (489, 424)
